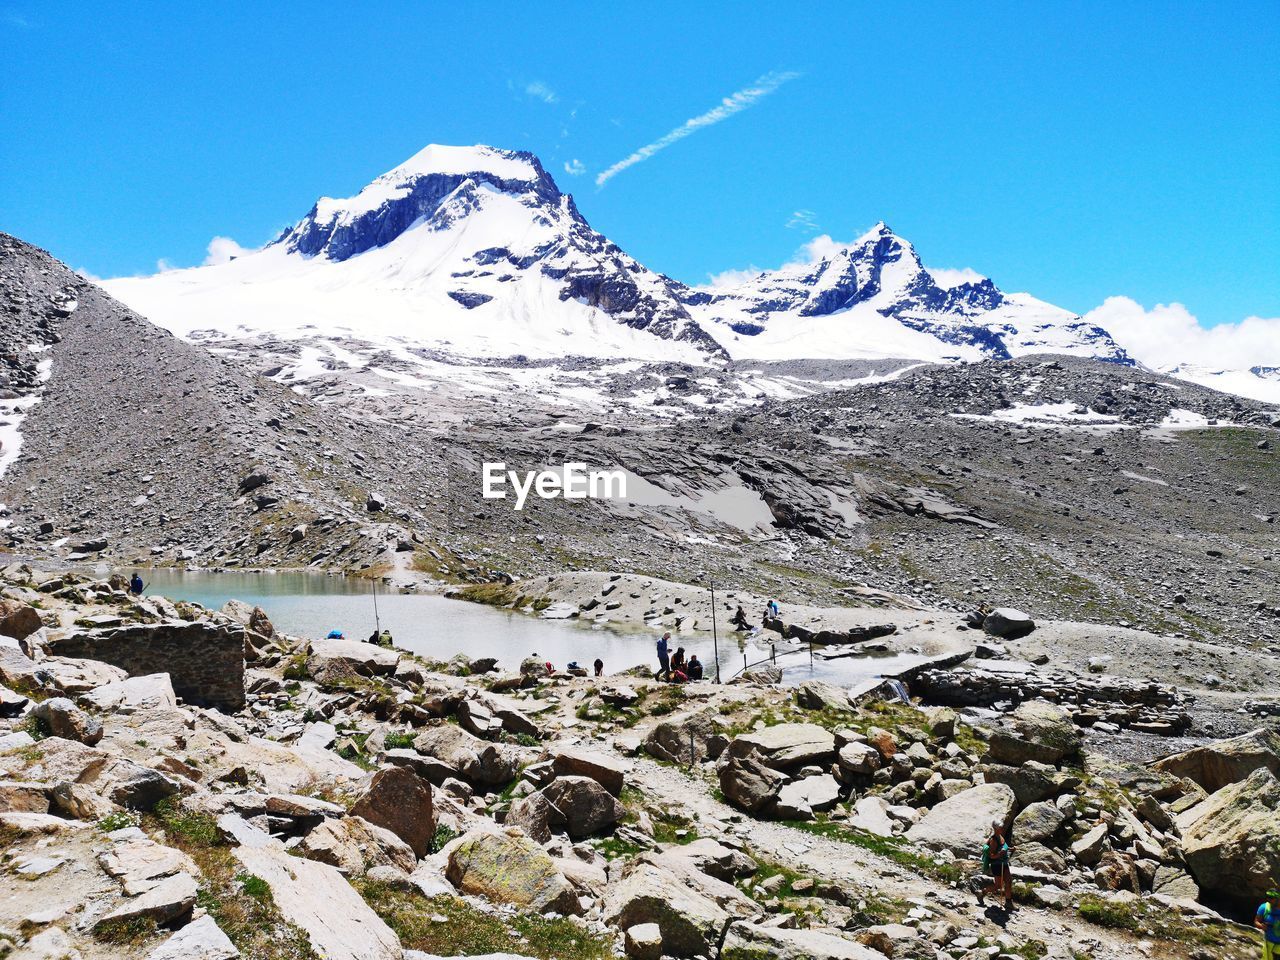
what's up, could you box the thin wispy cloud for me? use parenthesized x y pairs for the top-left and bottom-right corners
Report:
(525, 80), (558, 104)
(786, 209), (819, 232)
(595, 69), (800, 188)
(3, 8), (33, 28)
(563, 159), (586, 176)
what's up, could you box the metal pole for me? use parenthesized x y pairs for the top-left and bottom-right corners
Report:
(710, 581), (721, 684)
(373, 578), (381, 634)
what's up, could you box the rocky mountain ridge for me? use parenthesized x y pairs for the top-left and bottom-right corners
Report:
(102, 144), (1135, 375)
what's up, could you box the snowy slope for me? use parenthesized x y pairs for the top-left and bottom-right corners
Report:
(97, 144), (1278, 410)
(106, 145), (719, 363)
(685, 223), (1131, 364)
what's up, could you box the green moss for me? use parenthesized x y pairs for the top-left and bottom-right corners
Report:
(143, 802), (317, 960)
(353, 882), (612, 960)
(93, 916), (157, 945)
(783, 817), (967, 885)
(455, 582), (520, 607)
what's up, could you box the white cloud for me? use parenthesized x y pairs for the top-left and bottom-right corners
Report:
(596, 69), (800, 187)
(525, 80), (558, 104)
(74, 266), (103, 283)
(705, 266), (763, 288)
(1083, 296), (1280, 370)
(563, 159), (586, 176)
(155, 258), (176, 273)
(790, 234), (849, 264)
(203, 236), (250, 266)
(786, 209), (818, 232)
(927, 266), (984, 289)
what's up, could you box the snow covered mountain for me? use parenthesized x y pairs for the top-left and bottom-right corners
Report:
(104, 143), (1134, 377)
(687, 222), (1132, 364)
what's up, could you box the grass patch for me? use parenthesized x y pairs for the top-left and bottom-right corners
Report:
(454, 582), (519, 607)
(93, 916), (157, 945)
(429, 823), (460, 855)
(783, 817), (968, 885)
(353, 881), (612, 960)
(1076, 894), (1254, 952)
(143, 801), (317, 960)
(97, 811), (140, 833)
(384, 731), (416, 750)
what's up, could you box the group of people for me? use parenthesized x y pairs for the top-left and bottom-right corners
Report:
(729, 599), (780, 631)
(655, 632), (704, 683)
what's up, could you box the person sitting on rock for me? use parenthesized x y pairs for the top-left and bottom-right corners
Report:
(1255, 888), (1280, 959)
(367, 629), (380, 645)
(378, 629), (393, 647)
(731, 605), (750, 630)
(670, 647), (687, 677)
(326, 628), (344, 639)
(129, 572), (144, 596)
(593, 658), (604, 677)
(686, 654), (704, 681)
(981, 820), (1014, 912)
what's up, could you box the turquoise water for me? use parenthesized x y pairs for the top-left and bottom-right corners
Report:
(115, 567), (910, 686)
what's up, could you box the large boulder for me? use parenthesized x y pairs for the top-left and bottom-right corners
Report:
(1154, 727), (1280, 793)
(551, 746), (629, 795)
(986, 700), (1081, 767)
(793, 680), (850, 712)
(0, 599), (42, 641)
(27, 697), (103, 745)
(446, 828), (580, 914)
(1013, 800), (1067, 843)
(1179, 766), (1280, 901)
(147, 914), (239, 960)
(506, 791), (557, 844)
(298, 814), (418, 875)
(718, 753), (786, 815)
(906, 783), (1015, 854)
(726, 723), (836, 770)
(413, 724), (519, 788)
(234, 842), (402, 959)
(661, 838), (758, 882)
(307, 639), (399, 684)
(643, 707), (723, 765)
(982, 608), (1036, 639)
(774, 774), (841, 820)
(982, 761), (1060, 807)
(350, 766), (435, 858)
(602, 853), (758, 958)
(542, 776), (623, 839)
(721, 921), (883, 960)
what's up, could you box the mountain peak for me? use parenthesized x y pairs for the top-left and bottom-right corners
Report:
(382, 143), (541, 184)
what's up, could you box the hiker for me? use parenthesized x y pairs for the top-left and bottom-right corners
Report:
(378, 629), (393, 647)
(326, 629), (345, 639)
(730, 605), (749, 630)
(670, 647), (687, 677)
(129, 572), (144, 596)
(1256, 889), (1280, 959)
(656, 633), (671, 678)
(768, 599), (780, 618)
(593, 658), (604, 677)
(687, 654), (704, 681)
(981, 820), (1014, 911)
(367, 629), (380, 645)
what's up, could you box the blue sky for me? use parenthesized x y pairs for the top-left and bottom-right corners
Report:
(2, 2), (1277, 334)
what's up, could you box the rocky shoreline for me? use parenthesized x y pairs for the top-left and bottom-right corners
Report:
(0, 561), (1274, 959)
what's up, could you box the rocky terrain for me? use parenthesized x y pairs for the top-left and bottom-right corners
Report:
(0, 562), (1276, 960)
(3, 234), (1279, 681)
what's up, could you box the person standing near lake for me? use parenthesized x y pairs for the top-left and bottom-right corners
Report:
(1256, 889), (1280, 959)
(656, 632), (670, 679)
